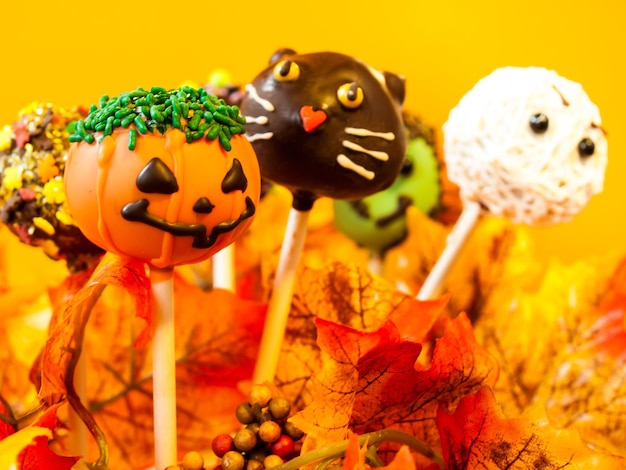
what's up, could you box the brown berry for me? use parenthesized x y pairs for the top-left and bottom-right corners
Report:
(268, 396), (291, 420)
(248, 384), (273, 407)
(263, 454), (284, 469)
(233, 428), (258, 452)
(235, 402), (256, 424)
(283, 421), (305, 441)
(245, 460), (264, 470)
(182, 451), (205, 470)
(258, 420), (281, 443)
(221, 451), (245, 470)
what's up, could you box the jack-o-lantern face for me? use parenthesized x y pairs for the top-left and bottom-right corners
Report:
(64, 128), (260, 268)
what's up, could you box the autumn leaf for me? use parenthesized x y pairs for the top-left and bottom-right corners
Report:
(341, 432), (417, 470)
(77, 273), (266, 468)
(0, 400), (16, 439)
(436, 387), (625, 469)
(38, 253), (151, 406)
(275, 261), (445, 411)
(0, 405), (79, 470)
(528, 256), (626, 457)
(290, 312), (498, 463)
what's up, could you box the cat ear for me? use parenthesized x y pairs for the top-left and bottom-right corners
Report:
(383, 71), (406, 106)
(269, 48), (298, 65)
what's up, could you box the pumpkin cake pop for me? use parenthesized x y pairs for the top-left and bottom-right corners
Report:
(0, 102), (104, 272)
(240, 49), (407, 384)
(65, 86), (261, 269)
(418, 66), (608, 300)
(333, 110), (441, 258)
(64, 85), (261, 469)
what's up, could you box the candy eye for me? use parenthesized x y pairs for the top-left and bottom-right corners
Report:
(273, 60), (300, 82)
(337, 82), (364, 109)
(400, 158), (414, 176)
(578, 137), (595, 158)
(529, 113), (549, 133)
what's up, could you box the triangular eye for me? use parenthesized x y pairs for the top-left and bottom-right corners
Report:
(221, 158), (248, 193)
(136, 158), (179, 194)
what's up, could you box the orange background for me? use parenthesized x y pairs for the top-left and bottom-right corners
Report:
(1, 0), (624, 263)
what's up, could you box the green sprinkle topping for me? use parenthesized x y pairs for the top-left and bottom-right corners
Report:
(69, 86), (246, 151)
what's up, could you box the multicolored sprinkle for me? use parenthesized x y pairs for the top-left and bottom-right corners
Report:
(69, 86), (247, 152)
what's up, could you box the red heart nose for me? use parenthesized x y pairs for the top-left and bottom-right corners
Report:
(299, 105), (327, 132)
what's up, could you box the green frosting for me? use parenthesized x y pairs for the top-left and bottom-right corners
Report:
(333, 136), (441, 254)
(68, 86), (246, 151)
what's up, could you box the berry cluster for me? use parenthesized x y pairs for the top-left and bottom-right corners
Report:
(212, 384), (305, 469)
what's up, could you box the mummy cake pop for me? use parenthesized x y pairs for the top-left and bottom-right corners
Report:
(444, 66), (607, 226)
(0, 102), (104, 271)
(417, 66), (608, 300)
(240, 49), (407, 384)
(241, 48), (407, 209)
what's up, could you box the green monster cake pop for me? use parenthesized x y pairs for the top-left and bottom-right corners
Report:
(333, 111), (441, 255)
(0, 102), (104, 272)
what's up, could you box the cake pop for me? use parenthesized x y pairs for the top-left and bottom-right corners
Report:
(240, 49), (407, 383)
(418, 66), (607, 300)
(64, 85), (261, 469)
(333, 111), (441, 260)
(0, 102), (104, 272)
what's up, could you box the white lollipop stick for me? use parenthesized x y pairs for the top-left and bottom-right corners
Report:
(253, 207), (311, 384)
(212, 244), (236, 292)
(417, 201), (481, 300)
(150, 267), (177, 470)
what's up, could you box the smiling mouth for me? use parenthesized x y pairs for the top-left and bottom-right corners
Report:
(121, 197), (255, 249)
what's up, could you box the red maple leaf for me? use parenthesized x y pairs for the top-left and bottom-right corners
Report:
(437, 387), (625, 469)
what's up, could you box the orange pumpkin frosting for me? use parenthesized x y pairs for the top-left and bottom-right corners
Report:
(64, 87), (260, 268)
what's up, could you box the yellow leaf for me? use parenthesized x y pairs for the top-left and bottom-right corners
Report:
(0, 425), (51, 470)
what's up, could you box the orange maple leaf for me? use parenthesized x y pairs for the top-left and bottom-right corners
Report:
(38, 253), (151, 406)
(77, 274), (266, 468)
(275, 261), (446, 411)
(437, 387), (625, 469)
(291, 312), (498, 463)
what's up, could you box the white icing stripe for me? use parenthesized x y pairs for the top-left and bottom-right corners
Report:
(245, 84), (275, 112)
(245, 115), (269, 125)
(245, 132), (273, 142)
(344, 127), (395, 141)
(337, 154), (375, 180)
(342, 140), (389, 161)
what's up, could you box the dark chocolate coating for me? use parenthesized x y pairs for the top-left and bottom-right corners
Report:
(240, 51), (407, 206)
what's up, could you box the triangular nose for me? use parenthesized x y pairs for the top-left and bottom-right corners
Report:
(299, 105), (327, 132)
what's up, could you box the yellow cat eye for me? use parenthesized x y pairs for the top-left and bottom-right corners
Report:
(337, 82), (364, 109)
(273, 60), (300, 82)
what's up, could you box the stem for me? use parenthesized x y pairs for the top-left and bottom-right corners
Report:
(65, 284), (109, 468)
(275, 429), (445, 470)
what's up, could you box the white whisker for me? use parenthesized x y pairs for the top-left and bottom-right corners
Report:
(245, 84), (275, 112)
(245, 132), (274, 142)
(342, 140), (389, 161)
(245, 116), (269, 125)
(337, 154), (375, 180)
(345, 127), (395, 141)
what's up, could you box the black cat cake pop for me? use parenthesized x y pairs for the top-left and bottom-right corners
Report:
(241, 48), (407, 209)
(240, 49), (407, 383)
